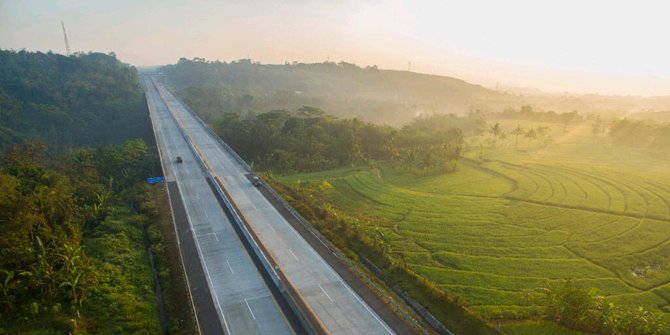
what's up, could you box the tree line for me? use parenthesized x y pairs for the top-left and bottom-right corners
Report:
(483, 122), (553, 149)
(609, 119), (670, 152)
(213, 108), (473, 174)
(160, 57), (506, 126)
(0, 49), (151, 151)
(470, 105), (584, 128)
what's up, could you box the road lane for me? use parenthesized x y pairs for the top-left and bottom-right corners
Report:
(144, 77), (297, 335)
(154, 80), (395, 334)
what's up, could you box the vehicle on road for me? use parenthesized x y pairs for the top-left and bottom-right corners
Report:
(252, 175), (262, 186)
(176, 156), (182, 163)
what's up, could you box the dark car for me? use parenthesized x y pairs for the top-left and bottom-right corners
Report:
(176, 156), (182, 163)
(252, 176), (262, 186)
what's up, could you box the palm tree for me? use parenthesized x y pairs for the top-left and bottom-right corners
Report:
(489, 123), (502, 147)
(420, 147), (435, 171)
(511, 125), (523, 148)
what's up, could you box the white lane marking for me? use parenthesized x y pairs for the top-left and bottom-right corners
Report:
(204, 211), (209, 218)
(164, 80), (396, 333)
(267, 223), (277, 234)
(226, 259), (234, 274)
(288, 249), (299, 261)
(213, 232), (219, 242)
(244, 299), (256, 320)
(151, 82), (233, 335)
(333, 276), (394, 334)
(318, 284), (334, 302)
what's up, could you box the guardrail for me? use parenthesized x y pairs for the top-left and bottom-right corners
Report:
(167, 90), (253, 172)
(363, 259), (454, 335)
(154, 80), (327, 335)
(261, 182), (431, 335)
(213, 176), (329, 335)
(159, 81), (436, 335)
(160, 80), (446, 335)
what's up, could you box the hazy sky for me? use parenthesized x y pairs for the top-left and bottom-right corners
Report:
(1, 0), (669, 96)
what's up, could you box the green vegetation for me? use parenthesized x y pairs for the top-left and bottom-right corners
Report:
(0, 50), (150, 151)
(0, 50), (192, 334)
(609, 119), (670, 152)
(500, 321), (588, 335)
(543, 281), (667, 334)
(161, 57), (507, 125)
(214, 109), (468, 173)
(163, 57), (670, 334)
(0, 140), (164, 334)
(272, 119), (670, 334)
(163, 58), (670, 128)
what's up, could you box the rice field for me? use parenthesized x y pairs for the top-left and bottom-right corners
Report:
(277, 124), (670, 333)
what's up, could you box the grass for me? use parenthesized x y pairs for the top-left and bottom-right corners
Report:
(82, 206), (161, 335)
(277, 122), (670, 334)
(500, 321), (589, 335)
(151, 184), (198, 334)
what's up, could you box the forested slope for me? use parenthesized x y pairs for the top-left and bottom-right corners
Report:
(0, 50), (192, 334)
(162, 58), (670, 126)
(161, 58), (509, 125)
(0, 50), (150, 150)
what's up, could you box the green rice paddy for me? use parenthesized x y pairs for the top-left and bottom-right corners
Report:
(278, 123), (670, 333)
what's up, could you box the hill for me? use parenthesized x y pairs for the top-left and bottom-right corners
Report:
(161, 58), (670, 127)
(160, 58), (511, 125)
(0, 49), (150, 150)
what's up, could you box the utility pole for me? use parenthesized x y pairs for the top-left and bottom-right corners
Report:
(61, 21), (71, 56)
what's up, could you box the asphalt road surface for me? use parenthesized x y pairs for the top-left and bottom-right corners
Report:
(144, 77), (298, 335)
(152, 79), (396, 335)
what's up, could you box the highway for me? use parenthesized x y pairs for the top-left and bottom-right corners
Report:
(143, 77), (298, 335)
(150, 78), (396, 335)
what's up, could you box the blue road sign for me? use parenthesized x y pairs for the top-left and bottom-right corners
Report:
(147, 176), (165, 184)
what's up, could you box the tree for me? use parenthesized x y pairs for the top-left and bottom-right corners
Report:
(499, 131), (508, 147)
(489, 122), (501, 147)
(525, 128), (537, 148)
(562, 110), (580, 132)
(511, 125), (524, 148)
(542, 281), (669, 335)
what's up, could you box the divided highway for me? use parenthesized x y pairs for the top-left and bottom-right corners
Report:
(143, 77), (298, 335)
(145, 76), (397, 334)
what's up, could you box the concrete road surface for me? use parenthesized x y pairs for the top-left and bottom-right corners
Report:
(154, 80), (395, 335)
(144, 77), (297, 335)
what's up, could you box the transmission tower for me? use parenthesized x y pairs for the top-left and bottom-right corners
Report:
(61, 21), (71, 56)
